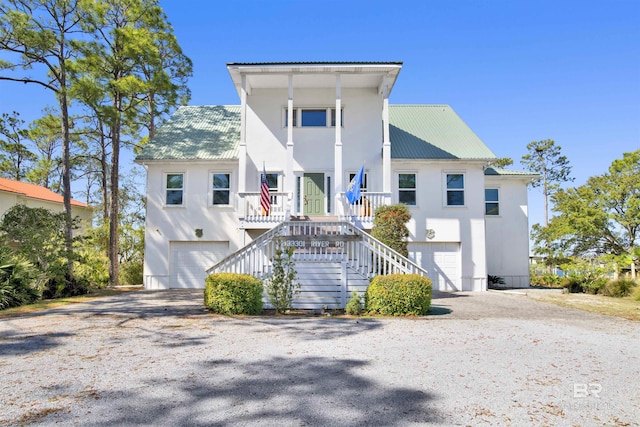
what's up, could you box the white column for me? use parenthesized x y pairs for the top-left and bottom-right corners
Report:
(285, 75), (295, 209)
(382, 74), (391, 194)
(238, 74), (248, 193)
(334, 74), (343, 216)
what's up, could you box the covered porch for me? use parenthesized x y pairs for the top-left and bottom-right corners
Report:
(237, 191), (391, 229)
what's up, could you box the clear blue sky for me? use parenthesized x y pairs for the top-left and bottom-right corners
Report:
(2, 0), (639, 236)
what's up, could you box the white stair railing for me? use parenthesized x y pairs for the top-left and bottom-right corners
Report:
(206, 221), (428, 280)
(206, 222), (286, 278)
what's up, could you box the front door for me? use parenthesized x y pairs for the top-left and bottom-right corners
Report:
(303, 173), (324, 216)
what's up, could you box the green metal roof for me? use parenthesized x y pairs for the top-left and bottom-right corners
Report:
(484, 167), (539, 177)
(136, 104), (497, 162)
(136, 105), (240, 161)
(389, 105), (496, 160)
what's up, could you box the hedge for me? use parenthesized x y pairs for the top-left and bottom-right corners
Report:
(204, 273), (263, 315)
(365, 273), (432, 316)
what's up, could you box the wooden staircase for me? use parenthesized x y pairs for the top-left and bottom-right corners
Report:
(207, 220), (428, 309)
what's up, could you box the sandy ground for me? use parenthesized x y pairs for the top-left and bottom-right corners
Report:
(1, 289), (639, 426)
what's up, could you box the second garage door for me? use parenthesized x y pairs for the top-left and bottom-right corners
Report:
(169, 241), (229, 288)
(408, 242), (461, 291)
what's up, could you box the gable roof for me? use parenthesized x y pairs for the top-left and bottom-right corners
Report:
(136, 105), (240, 161)
(136, 104), (496, 162)
(389, 105), (495, 160)
(0, 177), (89, 207)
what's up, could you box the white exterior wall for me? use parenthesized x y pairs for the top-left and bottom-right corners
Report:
(484, 177), (532, 288)
(143, 161), (243, 289)
(244, 87), (384, 199)
(140, 66), (532, 292)
(394, 160), (488, 291)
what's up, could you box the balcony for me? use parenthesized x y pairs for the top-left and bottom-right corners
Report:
(238, 192), (290, 228)
(339, 192), (391, 229)
(238, 191), (392, 229)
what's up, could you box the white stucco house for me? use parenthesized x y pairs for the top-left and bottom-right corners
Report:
(136, 61), (536, 306)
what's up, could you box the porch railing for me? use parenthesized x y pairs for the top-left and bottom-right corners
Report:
(238, 192), (291, 223)
(339, 192), (391, 223)
(206, 220), (428, 280)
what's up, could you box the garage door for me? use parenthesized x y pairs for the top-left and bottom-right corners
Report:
(170, 241), (229, 288)
(409, 242), (461, 291)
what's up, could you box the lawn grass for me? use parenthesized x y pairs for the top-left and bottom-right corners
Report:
(0, 287), (142, 319)
(526, 290), (640, 321)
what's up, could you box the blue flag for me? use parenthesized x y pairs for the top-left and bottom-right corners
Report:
(345, 165), (364, 204)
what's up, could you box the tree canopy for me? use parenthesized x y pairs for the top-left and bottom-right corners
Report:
(533, 150), (640, 275)
(0, 0), (191, 293)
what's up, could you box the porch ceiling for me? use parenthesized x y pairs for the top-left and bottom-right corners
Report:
(227, 62), (402, 96)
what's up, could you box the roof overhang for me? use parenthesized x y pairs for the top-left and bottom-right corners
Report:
(227, 62), (403, 98)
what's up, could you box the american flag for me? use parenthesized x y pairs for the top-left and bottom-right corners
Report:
(260, 165), (270, 215)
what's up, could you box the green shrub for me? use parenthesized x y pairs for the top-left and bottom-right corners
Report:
(0, 247), (41, 309)
(365, 274), (432, 316)
(119, 261), (143, 286)
(563, 275), (586, 293)
(345, 290), (362, 315)
(371, 204), (411, 257)
(264, 243), (299, 314)
(582, 277), (608, 295)
(632, 285), (640, 301)
(602, 278), (637, 298)
(204, 273), (263, 315)
(530, 273), (563, 288)
(43, 271), (90, 299)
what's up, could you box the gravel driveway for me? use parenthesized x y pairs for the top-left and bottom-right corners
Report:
(1, 290), (638, 426)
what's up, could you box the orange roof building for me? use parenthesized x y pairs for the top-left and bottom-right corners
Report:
(0, 177), (93, 225)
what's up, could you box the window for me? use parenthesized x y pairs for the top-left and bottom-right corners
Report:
(330, 108), (344, 127)
(326, 176), (332, 213)
(212, 173), (230, 205)
(264, 173), (279, 204)
(285, 108), (343, 127)
(446, 173), (465, 206)
(165, 173), (184, 206)
(348, 172), (368, 192)
(285, 108), (297, 127)
(398, 173), (416, 205)
(485, 188), (499, 215)
(301, 109), (327, 127)
(296, 176), (301, 213)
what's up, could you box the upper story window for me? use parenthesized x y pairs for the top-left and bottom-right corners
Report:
(330, 108), (343, 127)
(485, 188), (500, 215)
(165, 173), (184, 206)
(398, 173), (416, 205)
(285, 109), (297, 127)
(212, 173), (230, 205)
(285, 107), (343, 127)
(301, 109), (326, 127)
(446, 173), (465, 206)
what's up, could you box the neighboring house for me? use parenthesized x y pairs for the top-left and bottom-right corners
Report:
(0, 177), (93, 227)
(136, 62), (537, 304)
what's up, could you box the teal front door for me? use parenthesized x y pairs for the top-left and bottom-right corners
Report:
(303, 173), (325, 216)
